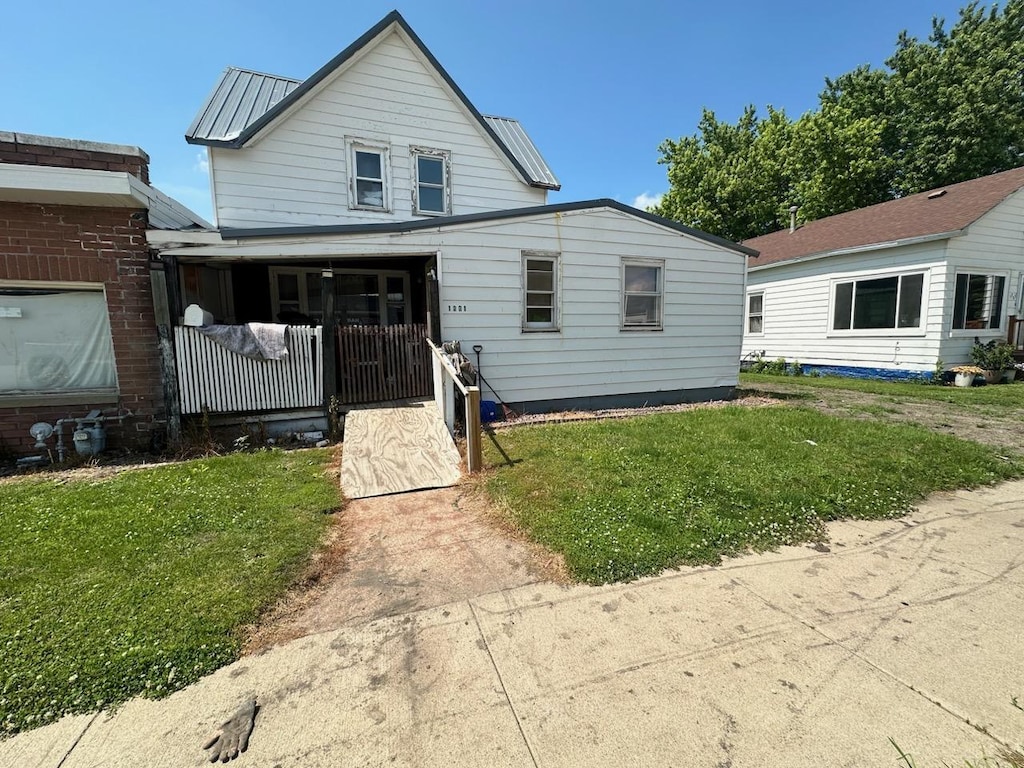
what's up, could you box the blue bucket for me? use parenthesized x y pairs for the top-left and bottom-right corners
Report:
(480, 400), (499, 423)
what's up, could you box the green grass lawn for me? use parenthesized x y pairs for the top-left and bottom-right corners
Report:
(0, 449), (339, 737)
(484, 406), (1023, 585)
(740, 372), (1024, 407)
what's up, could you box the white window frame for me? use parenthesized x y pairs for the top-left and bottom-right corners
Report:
(827, 269), (929, 338)
(621, 258), (665, 331)
(950, 270), (1008, 336)
(411, 147), (451, 216)
(521, 252), (560, 332)
(269, 267), (411, 326)
(747, 291), (764, 336)
(346, 138), (391, 212)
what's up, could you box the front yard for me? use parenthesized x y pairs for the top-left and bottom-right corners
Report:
(484, 405), (1023, 584)
(0, 449), (340, 737)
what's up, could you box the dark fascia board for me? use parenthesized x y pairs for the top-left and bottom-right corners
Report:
(186, 10), (560, 192)
(220, 199), (759, 258)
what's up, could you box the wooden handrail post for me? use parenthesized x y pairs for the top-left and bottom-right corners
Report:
(465, 386), (482, 472)
(321, 270), (336, 404)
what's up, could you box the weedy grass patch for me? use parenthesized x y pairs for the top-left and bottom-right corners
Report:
(484, 406), (1022, 584)
(741, 372), (1024, 408)
(0, 449), (339, 737)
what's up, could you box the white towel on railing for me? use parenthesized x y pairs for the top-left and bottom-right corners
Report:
(198, 323), (290, 360)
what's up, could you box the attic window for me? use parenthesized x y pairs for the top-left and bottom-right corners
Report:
(412, 148), (451, 215)
(347, 139), (391, 212)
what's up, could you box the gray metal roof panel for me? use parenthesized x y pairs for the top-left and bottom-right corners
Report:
(482, 115), (559, 189)
(219, 198), (757, 257)
(186, 68), (301, 143)
(184, 11), (560, 190)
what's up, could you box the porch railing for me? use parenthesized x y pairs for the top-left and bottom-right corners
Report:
(426, 339), (482, 472)
(336, 323), (431, 404)
(174, 325), (323, 415)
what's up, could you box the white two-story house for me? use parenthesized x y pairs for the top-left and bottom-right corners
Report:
(151, 11), (753, 418)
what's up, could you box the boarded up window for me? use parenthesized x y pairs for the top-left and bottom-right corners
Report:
(0, 288), (117, 394)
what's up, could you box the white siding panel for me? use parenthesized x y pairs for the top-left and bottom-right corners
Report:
(211, 29), (546, 228)
(436, 209), (746, 404)
(741, 241), (949, 372)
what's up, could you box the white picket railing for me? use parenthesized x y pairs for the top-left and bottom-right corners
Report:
(174, 326), (323, 415)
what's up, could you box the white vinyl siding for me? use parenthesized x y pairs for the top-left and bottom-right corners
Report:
(209, 29), (546, 228)
(522, 253), (558, 331)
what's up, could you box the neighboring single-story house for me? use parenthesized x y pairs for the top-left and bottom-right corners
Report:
(0, 132), (208, 456)
(741, 167), (1024, 378)
(151, 10), (754, 424)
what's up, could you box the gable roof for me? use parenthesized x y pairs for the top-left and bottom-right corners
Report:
(216, 198), (758, 258)
(744, 165), (1024, 270)
(185, 11), (560, 190)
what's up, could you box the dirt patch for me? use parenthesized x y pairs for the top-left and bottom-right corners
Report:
(242, 482), (565, 654)
(737, 382), (1024, 453)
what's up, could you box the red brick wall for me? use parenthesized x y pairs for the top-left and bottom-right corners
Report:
(0, 138), (149, 184)
(0, 202), (164, 456)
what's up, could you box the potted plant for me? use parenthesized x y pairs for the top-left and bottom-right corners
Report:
(970, 340), (1015, 383)
(950, 364), (984, 387)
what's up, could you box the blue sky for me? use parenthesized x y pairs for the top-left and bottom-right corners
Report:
(2, 0), (972, 223)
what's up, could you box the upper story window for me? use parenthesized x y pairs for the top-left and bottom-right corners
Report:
(747, 292), (764, 335)
(522, 252), (559, 331)
(832, 272), (924, 332)
(348, 139), (390, 212)
(622, 258), (664, 330)
(952, 272), (1006, 331)
(412, 148), (451, 215)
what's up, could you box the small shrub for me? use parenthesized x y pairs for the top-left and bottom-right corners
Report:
(791, 360), (804, 377)
(971, 340), (1015, 371)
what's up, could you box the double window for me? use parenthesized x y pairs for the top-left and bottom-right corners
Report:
(348, 139), (390, 211)
(271, 268), (411, 326)
(522, 253), (559, 331)
(413, 148), (451, 215)
(952, 272), (1005, 331)
(832, 272), (924, 331)
(622, 259), (664, 329)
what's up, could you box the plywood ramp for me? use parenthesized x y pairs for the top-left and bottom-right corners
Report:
(341, 401), (463, 499)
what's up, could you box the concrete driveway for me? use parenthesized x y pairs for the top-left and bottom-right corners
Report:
(5, 481), (1023, 767)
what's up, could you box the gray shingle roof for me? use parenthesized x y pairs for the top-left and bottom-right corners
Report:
(185, 11), (560, 190)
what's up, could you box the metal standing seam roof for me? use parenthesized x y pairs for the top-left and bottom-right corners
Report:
(183, 11), (560, 190)
(186, 67), (301, 145)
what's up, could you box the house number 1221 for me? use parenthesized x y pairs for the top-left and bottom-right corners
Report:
(446, 304), (468, 312)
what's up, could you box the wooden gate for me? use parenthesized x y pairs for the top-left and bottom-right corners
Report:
(336, 323), (432, 404)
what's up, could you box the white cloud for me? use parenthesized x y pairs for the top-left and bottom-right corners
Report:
(193, 151), (209, 175)
(631, 191), (664, 211)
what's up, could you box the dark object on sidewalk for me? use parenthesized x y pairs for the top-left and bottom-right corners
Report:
(203, 698), (257, 762)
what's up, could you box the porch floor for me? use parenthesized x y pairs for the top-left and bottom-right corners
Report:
(340, 400), (463, 499)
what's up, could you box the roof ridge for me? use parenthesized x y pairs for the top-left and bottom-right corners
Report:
(223, 65), (301, 84)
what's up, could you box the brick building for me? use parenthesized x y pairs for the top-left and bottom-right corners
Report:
(0, 132), (207, 458)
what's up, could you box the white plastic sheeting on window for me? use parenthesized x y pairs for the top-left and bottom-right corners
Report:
(0, 288), (117, 394)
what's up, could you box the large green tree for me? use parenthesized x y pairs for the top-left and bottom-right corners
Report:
(655, 1), (1024, 241)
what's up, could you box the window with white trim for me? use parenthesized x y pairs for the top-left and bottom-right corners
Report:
(952, 272), (1006, 331)
(0, 285), (117, 396)
(348, 139), (390, 211)
(832, 272), (924, 331)
(412, 148), (450, 215)
(522, 253), (558, 330)
(747, 292), (764, 334)
(622, 259), (664, 329)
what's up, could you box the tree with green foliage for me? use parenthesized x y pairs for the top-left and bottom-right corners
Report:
(654, 1), (1024, 241)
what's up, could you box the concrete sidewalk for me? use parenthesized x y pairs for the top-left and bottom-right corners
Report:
(4, 482), (1023, 767)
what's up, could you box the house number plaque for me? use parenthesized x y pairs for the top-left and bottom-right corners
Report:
(446, 304), (468, 312)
